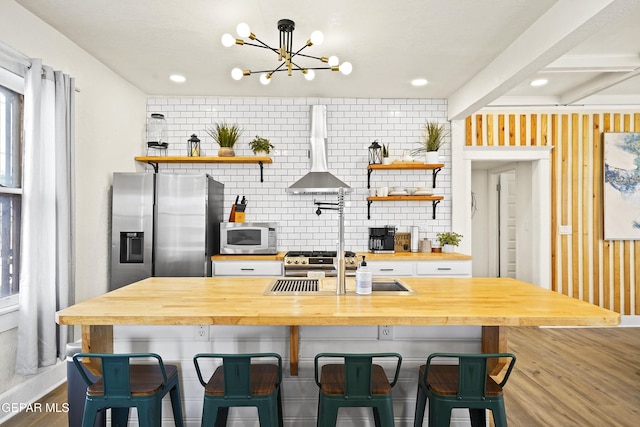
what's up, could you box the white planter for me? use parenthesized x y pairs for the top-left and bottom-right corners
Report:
(425, 151), (439, 164)
(442, 244), (455, 253)
(382, 157), (392, 165)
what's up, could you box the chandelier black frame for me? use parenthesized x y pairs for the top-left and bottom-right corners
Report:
(221, 18), (352, 84)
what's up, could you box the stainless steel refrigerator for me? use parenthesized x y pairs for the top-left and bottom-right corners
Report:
(110, 173), (224, 290)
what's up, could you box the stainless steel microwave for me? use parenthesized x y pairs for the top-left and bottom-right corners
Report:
(220, 222), (278, 254)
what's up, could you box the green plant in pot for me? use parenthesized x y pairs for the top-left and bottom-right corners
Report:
(411, 120), (448, 164)
(437, 231), (462, 253)
(206, 122), (243, 157)
(248, 135), (274, 155)
(382, 143), (391, 164)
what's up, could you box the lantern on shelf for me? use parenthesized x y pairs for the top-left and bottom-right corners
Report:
(368, 140), (382, 165)
(188, 134), (201, 157)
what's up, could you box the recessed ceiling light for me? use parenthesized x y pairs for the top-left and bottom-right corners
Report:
(411, 78), (428, 87)
(169, 74), (186, 83)
(530, 78), (548, 87)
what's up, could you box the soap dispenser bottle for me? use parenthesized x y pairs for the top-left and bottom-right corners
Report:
(356, 255), (372, 295)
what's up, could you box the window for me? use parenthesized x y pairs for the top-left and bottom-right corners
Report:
(0, 68), (23, 310)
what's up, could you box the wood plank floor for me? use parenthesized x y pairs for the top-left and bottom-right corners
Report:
(2, 381), (68, 427)
(504, 327), (640, 427)
(2, 327), (639, 426)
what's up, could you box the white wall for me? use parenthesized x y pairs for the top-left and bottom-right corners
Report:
(0, 0), (146, 405)
(146, 97), (454, 251)
(471, 169), (490, 277)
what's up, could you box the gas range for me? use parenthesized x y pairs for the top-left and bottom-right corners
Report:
(283, 251), (358, 277)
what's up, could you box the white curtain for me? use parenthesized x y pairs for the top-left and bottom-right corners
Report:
(15, 59), (75, 375)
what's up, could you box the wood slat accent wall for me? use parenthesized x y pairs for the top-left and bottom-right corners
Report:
(466, 112), (640, 315)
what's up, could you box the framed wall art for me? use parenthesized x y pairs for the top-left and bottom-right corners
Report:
(603, 132), (640, 240)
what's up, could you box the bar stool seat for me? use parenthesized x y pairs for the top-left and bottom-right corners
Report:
(314, 352), (402, 427)
(72, 353), (183, 427)
(193, 353), (283, 427)
(413, 353), (516, 427)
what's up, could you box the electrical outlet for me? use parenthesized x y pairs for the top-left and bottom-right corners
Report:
(194, 325), (209, 341)
(378, 325), (393, 340)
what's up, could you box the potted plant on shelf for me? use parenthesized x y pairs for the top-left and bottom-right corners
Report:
(382, 143), (391, 164)
(206, 122), (243, 157)
(437, 231), (462, 253)
(248, 135), (274, 156)
(411, 120), (448, 164)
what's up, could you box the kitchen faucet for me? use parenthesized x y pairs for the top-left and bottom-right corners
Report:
(313, 187), (347, 295)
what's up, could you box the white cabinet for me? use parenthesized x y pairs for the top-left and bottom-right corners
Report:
(415, 260), (471, 277)
(367, 261), (415, 276)
(213, 261), (283, 276)
(367, 259), (472, 277)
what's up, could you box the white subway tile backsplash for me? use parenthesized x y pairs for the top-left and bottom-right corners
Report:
(147, 96), (451, 251)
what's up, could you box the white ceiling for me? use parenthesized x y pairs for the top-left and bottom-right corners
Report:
(16, 0), (640, 119)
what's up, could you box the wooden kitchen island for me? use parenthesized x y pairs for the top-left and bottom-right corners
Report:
(56, 276), (619, 375)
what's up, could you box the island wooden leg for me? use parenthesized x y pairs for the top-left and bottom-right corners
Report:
(482, 326), (508, 375)
(481, 326), (506, 353)
(289, 326), (299, 376)
(81, 325), (113, 375)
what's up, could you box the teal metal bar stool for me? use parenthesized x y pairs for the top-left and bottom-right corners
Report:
(193, 353), (283, 427)
(413, 353), (517, 427)
(72, 352), (184, 427)
(314, 352), (402, 427)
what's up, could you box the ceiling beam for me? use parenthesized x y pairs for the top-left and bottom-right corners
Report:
(447, 0), (640, 121)
(545, 54), (640, 72)
(560, 68), (640, 104)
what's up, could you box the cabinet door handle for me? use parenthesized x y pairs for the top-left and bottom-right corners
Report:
(240, 268), (255, 271)
(437, 267), (452, 270)
(380, 268), (394, 271)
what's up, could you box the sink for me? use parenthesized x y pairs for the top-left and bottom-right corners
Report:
(371, 280), (409, 292)
(264, 278), (415, 295)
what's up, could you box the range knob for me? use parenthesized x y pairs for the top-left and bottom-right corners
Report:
(301, 259), (307, 264)
(294, 259), (299, 264)
(286, 259), (292, 264)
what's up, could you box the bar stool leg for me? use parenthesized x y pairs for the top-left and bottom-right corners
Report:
(414, 385), (427, 427)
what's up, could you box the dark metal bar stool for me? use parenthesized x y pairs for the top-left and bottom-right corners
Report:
(314, 352), (402, 427)
(193, 353), (283, 427)
(414, 353), (516, 427)
(72, 353), (183, 427)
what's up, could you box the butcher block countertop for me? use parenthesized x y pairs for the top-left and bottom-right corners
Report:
(57, 276), (618, 375)
(210, 252), (471, 261)
(57, 276), (616, 327)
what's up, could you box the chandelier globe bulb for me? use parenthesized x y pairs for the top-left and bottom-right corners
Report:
(221, 33), (235, 47)
(259, 73), (271, 85)
(231, 68), (244, 80)
(236, 23), (251, 38)
(310, 31), (324, 45)
(328, 56), (339, 66)
(304, 69), (315, 81)
(339, 62), (353, 75)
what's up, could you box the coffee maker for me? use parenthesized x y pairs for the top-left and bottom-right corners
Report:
(369, 226), (396, 253)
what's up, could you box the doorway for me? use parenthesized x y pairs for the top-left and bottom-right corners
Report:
(472, 163), (518, 279)
(460, 146), (552, 289)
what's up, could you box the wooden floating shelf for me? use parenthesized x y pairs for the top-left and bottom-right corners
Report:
(367, 162), (444, 170)
(366, 195), (443, 220)
(134, 156), (272, 182)
(135, 156), (272, 164)
(367, 195), (443, 201)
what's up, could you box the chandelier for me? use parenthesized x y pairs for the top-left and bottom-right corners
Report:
(221, 18), (353, 85)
